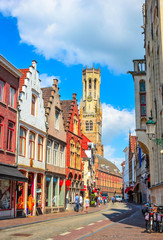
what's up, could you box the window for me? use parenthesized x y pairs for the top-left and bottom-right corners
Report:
(89, 79), (91, 89)
(9, 87), (16, 108)
(85, 121), (89, 131)
(76, 142), (81, 169)
(0, 80), (4, 101)
(74, 115), (78, 135)
(70, 138), (75, 168)
(31, 94), (36, 116)
(140, 81), (146, 117)
(0, 117), (3, 148)
(19, 127), (26, 156)
(7, 122), (14, 151)
(29, 132), (35, 159)
(55, 109), (60, 130)
(53, 143), (59, 166)
(94, 79), (96, 90)
(47, 140), (52, 163)
(0, 179), (11, 210)
(140, 81), (146, 92)
(90, 121), (93, 131)
(60, 145), (64, 167)
(38, 135), (43, 161)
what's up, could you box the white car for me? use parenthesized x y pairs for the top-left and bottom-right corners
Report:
(115, 195), (122, 202)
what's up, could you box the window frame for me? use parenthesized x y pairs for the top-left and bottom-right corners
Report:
(60, 145), (64, 167)
(139, 80), (146, 117)
(47, 140), (52, 164)
(31, 94), (36, 116)
(29, 131), (35, 159)
(19, 127), (26, 157)
(0, 80), (5, 102)
(7, 121), (15, 152)
(9, 87), (16, 108)
(0, 117), (4, 148)
(55, 108), (60, 130)
(38, 135), (43, 161)
(53, 142), (59, 166)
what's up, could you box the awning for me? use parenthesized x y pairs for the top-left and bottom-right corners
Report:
(125, 186), (133, 193)
(0, 164), (28, 182)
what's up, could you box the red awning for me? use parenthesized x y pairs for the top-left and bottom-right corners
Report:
(125, 186), (133, 193)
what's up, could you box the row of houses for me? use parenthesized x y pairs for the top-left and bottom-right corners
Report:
(122, 0), (163, 205)
(0, 55), (122, 219)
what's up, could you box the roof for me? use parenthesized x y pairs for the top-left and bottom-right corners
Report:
(0, 55), (23, 78)
(96, 154), (122, 177)
(60, 100), (72, 129)
(82, 134), (91, 150)
(42, 87), (53, 108)
(81, 149), (88, 159)
(19, 68), (29, 92)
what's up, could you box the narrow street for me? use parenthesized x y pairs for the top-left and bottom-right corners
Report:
(0, 203), (162, 240)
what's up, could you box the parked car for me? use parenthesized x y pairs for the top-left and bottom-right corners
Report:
(115, 195), (122, 202)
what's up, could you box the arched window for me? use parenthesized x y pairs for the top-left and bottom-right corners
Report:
(74, 115), (78, 135)
(70, 138), (75, 168)
(139, 80), (146, 116)
(76, 141), (81, 169)
(89, 79), (92, 89)
(90, 121), (93, 131)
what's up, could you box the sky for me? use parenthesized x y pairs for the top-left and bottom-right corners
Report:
(0, 0), (145, 170)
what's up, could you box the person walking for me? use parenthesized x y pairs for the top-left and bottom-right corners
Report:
(75, 194), (79, 212)
(103, 196), (106, 205)
(79, 194), (83, 212)
(85, 196), (90, 213)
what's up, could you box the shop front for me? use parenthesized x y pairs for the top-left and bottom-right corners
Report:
(0, 164), (28, 219)
(45, 174), (65, 214)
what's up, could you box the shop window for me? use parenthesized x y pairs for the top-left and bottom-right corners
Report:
(60, 145), (64, 167)
(31, 94), (36, 116)
(0, 179), (11, 210)
(53, 143), (59, 166)
(59, 178), (64, 206)
(74, 115), (78, 135)
(9, 87), (16, 108)
(38, 135), (43, 161)
(7, 121), (15, 151)
(55, 109), (60, 130)
(29, 132), (35, 159)
(0, 80), (5, 102)
(45, 176), (52, 207)
(19, 127), (26, 157)
(52, 178), (58, 207)
(0, 117), (3, 148)
(17, 171), (25, 210)
(47, 140), (52, 163)
(36, 174), (42, 207)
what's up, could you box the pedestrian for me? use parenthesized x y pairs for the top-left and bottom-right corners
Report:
(79, 194), (83, 212)
(85, 196), (90, 213)
(98, 195), (101, 207)
(112, 196), (115, 204)
(75, 194), (79, 212)
(103, 196), (106, 205)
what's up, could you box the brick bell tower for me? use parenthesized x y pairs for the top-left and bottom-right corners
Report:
(80, 66), (104, 156)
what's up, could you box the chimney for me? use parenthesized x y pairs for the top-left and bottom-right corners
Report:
(53, 79), (58, 90)
(32, 60), (37, 69)
(73, 93), (77, 100)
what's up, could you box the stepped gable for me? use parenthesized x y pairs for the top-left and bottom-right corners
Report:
(60, 100), (73, 130)
(19, 68), (29, 92)
(96, 154), (122, 176)
(41, 87), (53, 108)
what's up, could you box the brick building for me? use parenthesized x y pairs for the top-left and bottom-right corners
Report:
(61, 94), (83, 210)
(0, 55), (27, 219)
(42, 79), (66, 213)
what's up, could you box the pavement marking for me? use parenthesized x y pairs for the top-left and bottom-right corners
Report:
(46, 239), (53, 240)
(76, 227), (84, 230)
(97, 220), (103, 222)
(88, 223), (95, 226)
(60, 232), (71, 236)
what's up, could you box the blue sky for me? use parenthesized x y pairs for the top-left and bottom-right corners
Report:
(0, 0), (144, 170)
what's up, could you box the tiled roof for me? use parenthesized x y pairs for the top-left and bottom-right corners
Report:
(19, 69), (29, 92)
(41, 87), (53, 108)
(60, 100), (72, 129)
(96, 154), (122, 177)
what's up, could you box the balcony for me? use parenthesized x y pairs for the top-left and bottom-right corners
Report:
(128, 59), (146, 75)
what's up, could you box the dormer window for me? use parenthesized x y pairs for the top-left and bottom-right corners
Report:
(31, 94), (36, 116)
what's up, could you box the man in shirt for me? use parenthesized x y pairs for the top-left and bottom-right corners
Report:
(75, 194), (79, 212)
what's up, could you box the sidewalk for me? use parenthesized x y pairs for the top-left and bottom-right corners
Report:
(0, 203), (109, 230)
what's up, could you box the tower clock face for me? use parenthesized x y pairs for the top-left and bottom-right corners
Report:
(87, 95), (92, 102)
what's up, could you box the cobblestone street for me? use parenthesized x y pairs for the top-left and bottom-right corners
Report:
(0, 203), (162, 240)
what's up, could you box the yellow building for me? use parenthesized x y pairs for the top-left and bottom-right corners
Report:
(80, 66), (104, 156)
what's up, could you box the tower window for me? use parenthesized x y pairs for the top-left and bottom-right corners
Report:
(85, 120), (93, 131)
(94, 79), (96, 90)
(139, 80), (146, 117)
(89, 79), (92, 89)
(90, 121), (93, 131)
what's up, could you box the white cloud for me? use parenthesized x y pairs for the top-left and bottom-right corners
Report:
(0, 0), (144, 73)
(102, 103), (135, 144)
(40, 73), (61, 88)
(104, 145), (123, 171)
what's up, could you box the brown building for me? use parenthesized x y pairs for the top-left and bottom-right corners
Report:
(42, 79), (67, 213)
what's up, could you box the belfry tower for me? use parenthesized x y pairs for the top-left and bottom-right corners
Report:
(80, 66), (104, 156)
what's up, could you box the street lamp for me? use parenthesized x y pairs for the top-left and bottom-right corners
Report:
(146, 116), (163, 149)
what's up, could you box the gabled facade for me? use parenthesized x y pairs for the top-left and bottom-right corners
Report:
(61, 94), (83, 209)
(42, 79), (66, 213)
(17, 61), (46, 216)
(0, 55), (27, 219)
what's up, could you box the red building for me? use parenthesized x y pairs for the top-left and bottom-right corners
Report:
(0, 55), (27, 219)
(61, 93), (83, 209)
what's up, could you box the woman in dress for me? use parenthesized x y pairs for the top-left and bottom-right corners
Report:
(85, 196), (90, 213)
